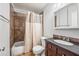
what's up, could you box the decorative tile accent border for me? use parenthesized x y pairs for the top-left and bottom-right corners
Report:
(53, 34), (79, 45)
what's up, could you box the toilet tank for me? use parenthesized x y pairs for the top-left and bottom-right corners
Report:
(41, 37), (47, 48)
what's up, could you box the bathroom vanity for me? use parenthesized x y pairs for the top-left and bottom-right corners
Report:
(45, 39), (79, 56)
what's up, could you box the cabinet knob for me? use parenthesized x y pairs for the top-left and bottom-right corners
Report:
(49, 46), (51, 48)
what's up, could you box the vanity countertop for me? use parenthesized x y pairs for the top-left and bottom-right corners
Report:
(45, 38), (79, 55)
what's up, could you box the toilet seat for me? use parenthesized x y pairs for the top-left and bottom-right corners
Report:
(33, 37), (47, 56)
(33, 45), (44, 54)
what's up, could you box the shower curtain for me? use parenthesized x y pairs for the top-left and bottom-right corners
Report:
(24, 12), (42, 53)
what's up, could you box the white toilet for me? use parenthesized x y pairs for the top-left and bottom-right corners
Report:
(33, 37), (47, 56)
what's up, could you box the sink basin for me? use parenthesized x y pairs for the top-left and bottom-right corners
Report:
(54, 40), (74, 46)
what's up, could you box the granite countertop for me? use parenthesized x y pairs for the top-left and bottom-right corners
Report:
(45, 38), (79, 55)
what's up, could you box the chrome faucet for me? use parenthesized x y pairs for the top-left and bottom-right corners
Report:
(66, 37), (70, 42)
(63, 37), (70, 42)
(63, 37), (66, 41)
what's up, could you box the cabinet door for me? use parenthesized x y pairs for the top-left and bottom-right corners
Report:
(47, 43), (53, 56)
(48, 49), (54, 56)
(63, 50), (76, 56)
(51, 44), (57, 56)
(68, 4), (78, 27)
(47, 43), (56, 56)
(57, 47), (76, 56)
(57, 47), (66, 56)
(59, 7), (68, 26)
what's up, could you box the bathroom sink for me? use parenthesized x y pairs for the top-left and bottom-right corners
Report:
(54, 40), (74, 46)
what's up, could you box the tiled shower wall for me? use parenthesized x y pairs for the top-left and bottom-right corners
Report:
(10, 4), (26, 48)
(13, 12), (26, 42)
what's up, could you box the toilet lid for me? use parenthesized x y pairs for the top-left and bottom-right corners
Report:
(33, 45), (44, 51)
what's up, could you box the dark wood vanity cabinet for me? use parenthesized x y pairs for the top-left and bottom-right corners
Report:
(45, 40), (78, 56)
(57, 47), (76, 56)
(47, 42), (56, 56)
(45, 41), (57, 56)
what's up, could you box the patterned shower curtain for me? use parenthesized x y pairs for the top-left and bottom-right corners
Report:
(24, 12), (42, 53)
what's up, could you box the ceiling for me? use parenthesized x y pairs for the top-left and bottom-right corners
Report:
(13, 3), (48, 13)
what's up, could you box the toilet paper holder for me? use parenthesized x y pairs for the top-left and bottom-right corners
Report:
(0, 47), (5, 51)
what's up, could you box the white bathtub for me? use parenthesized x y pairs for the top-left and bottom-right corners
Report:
(11, 41), (24, 56)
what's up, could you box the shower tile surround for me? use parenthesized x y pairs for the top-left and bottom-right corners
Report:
(10, 6), (26, 48)
(13, 12), (26, 42)
(53, 34), (79, 45)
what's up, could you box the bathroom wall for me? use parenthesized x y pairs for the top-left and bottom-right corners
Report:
(13, 12), (26, 42)
(43, 4), (54, 38)
(0, 3), (10, 56)
(43, 3), (79, 39)
(0, 3), (10, 20)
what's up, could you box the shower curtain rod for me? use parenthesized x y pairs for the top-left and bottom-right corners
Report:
(0, 14), (9, 23)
